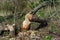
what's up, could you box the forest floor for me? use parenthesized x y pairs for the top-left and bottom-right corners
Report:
(0, 29), (60, 40)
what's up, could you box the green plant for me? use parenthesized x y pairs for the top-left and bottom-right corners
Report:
(0, 16), (4, 23)
(57, 29), (60, 34)
(45, 35), (52, 40)
(49, 24), (55, 32)
(37, 11), (45, 18)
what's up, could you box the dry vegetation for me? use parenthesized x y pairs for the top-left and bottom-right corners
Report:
(0, 0), (60, 40)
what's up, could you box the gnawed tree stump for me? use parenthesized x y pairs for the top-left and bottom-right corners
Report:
(21, 1), (50, 31)
(21, 12), (33, 32)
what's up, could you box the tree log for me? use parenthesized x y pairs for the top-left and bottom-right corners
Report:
(21, 1), (50, 31)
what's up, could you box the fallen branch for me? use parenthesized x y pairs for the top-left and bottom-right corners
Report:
(31, 1), (50, 15)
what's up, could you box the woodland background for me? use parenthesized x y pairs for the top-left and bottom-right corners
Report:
(0, 0), (60, 40)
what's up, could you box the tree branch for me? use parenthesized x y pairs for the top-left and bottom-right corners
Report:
(30, 1), (50, 15)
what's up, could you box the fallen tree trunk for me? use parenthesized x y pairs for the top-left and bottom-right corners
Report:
(21, 1), (50, 31)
